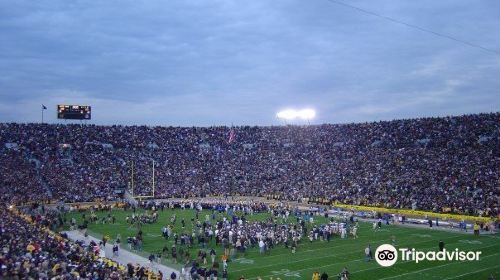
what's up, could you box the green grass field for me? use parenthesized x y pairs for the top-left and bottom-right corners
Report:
(66, 208), (499, 280)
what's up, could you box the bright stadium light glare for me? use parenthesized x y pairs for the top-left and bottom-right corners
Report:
(276, 109), (298, 120)
(276, 108), (316, 120)
(298, 109), (316, 120)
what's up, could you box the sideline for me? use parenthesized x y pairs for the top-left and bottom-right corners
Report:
(161, 196), (497, 235)
(64, 230), (179, 277)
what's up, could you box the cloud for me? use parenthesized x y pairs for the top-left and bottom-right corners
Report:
(0, 0), (499, 125)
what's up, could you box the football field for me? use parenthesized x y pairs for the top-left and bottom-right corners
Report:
(66, 208), (499, 279)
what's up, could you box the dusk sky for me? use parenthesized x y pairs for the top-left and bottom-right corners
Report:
(1, 0), (499, 126)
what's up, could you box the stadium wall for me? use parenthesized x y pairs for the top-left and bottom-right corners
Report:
(332, 203), (495, 223)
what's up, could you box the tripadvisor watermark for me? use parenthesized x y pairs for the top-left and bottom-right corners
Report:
(375, 244), (398, 267)
(375, 244), (481, 267)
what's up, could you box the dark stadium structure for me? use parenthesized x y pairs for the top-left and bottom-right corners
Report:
(1, 113), (498, 217)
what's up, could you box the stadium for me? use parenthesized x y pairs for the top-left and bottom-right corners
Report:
(1, 113), (499, 279)
(1, 1), (499, 280)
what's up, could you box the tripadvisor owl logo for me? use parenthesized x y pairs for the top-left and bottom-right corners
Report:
(375, 244), (398, 267)
(374, 244), (482, 267)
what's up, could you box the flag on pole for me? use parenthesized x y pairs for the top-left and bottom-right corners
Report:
(228, 127), (236, 144)
(42, 104), (47, 110)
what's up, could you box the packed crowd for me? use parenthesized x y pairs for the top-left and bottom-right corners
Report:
(0, 205), (162, 279)
(0, 113), (498, 217)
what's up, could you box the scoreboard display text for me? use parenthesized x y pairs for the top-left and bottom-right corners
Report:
(57, 105), (91, 120)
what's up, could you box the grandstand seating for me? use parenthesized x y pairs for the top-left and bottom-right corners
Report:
(0, 113), (498, 217)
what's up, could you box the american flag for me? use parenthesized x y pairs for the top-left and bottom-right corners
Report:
(228, 127), (236, 144)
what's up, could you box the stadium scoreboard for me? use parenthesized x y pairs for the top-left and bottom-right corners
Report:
(57, 105), (91, 120)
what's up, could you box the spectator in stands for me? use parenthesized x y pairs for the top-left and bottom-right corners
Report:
(0, 205), (162, 279)
(0, 112), (498, 218)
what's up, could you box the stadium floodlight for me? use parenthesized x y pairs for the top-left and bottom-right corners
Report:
(298, 109), (316, 120)
(276, 109), (298, 120)
(276, 108), (316, 120)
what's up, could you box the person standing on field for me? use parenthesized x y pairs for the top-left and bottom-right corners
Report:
(439, 240), (444, 251)
(365, 245), (372, 262)
(474, 223), (480, 235)
(210, 248), (216, 264)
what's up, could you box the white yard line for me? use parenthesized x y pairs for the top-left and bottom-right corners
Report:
(235, 234), (463, 274)
(441, 265), (500, 279)
(377, 251), (500, 280)
(249, 243), (499, 280)
(234, 229), (463, 268)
